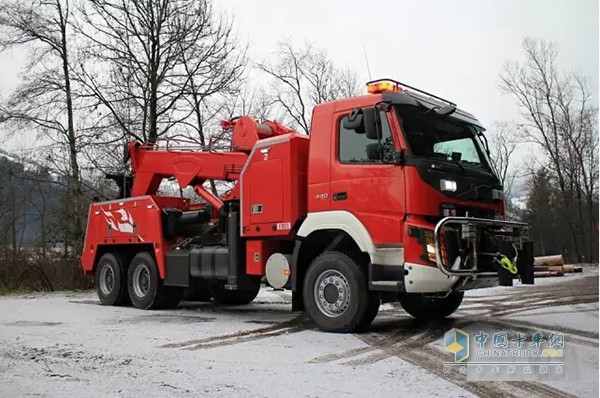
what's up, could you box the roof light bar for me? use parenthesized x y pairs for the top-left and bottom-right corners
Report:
(365, 78), (456, 106)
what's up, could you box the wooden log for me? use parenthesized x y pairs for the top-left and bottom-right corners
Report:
(534, 265), (549, 272)
(561, 264), (575, 273)
(573, 266), (583, 273)
(534, 271), (564, 278)
(534, 255), (564, 267)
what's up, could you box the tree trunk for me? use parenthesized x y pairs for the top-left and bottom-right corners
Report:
(58, 0), (83, 253)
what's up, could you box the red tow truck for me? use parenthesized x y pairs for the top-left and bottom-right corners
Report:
(81, 79), (534, 332)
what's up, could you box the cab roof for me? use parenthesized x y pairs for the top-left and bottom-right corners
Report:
(317, 79), (486, 131)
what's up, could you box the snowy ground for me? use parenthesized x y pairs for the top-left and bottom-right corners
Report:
(0, 266), (597, 398)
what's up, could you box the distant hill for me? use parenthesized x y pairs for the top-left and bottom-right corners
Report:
(0, 151), (64, 246)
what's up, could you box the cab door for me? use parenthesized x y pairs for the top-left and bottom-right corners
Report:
(329, 109), (406, 246)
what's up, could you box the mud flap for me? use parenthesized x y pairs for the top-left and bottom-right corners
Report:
(497, 241), (514, 286)
(497, 267), (513, 286)
(517, 241), (534, 285)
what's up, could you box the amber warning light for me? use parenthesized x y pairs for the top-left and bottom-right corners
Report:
(366, 80), (400, 94)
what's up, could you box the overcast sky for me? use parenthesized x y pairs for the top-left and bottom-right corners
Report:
(0, 0), (598, 155)
(217, 0), (598, 127)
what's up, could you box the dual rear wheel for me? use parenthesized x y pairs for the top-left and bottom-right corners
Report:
(96, 251), (260, 309)
(96, 252), (183, 309)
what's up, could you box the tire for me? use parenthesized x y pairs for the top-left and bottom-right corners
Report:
(303, 251), (380, 333)
(183, 279), (213, 302)
(399, 291), (464, 320)
(95, 253), (130, 306)
(210, 280), (260, 305)
(127, 251), (183, 309)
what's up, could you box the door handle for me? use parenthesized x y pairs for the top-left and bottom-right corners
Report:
(333, 192), (347, 201)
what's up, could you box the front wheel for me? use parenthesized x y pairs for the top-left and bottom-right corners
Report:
(303, 252), (380, 333)
(399, 291), (464, 320)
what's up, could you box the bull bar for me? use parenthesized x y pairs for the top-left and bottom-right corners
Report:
(433, 216), (530, 278)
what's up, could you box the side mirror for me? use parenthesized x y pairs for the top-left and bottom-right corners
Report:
(343, 108), (364, 131)
(434, 104), (456, 117)
(363, 107), (380, 140)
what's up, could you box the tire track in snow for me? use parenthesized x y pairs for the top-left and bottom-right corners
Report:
(162, 314), (311, 350)
(352, 327), (576, 398)
(314, 276), (597, 398)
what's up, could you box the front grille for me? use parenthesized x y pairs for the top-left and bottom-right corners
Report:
(438, 204), (496, 220)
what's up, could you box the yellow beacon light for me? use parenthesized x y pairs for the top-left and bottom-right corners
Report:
(366, 80), (400, 94)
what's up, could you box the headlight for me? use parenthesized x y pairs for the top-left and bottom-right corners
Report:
(426, 243), (436, 262)
(440, 179), (457, 192)
(426, 243), (435, 255)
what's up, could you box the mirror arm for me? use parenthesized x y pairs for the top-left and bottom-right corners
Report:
(372, 106), (384, 161)
(478, 131), (491, 154)
(374, 100), (392, 112)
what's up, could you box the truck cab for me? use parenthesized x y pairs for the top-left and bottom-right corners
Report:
(293, 79), (533, 330)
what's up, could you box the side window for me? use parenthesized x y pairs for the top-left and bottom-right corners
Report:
(338, 111), (394, 163)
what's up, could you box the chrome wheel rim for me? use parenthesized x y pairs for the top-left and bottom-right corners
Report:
(99, 264), (115, 295)
(314, 269), (351, 318)
(132, 263), (151, 298)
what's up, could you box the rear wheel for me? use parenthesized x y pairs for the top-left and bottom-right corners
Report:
(96, 253), (130, 306)
(210, 280), (260, 305)
(303, 251), (380, 333)
(399, 291), (464, 320)
(127, 252), (183, 309)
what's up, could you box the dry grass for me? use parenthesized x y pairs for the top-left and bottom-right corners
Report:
(0, 251), (92, 293)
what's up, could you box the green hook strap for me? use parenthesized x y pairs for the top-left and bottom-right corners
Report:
(499, 256), (518, 275)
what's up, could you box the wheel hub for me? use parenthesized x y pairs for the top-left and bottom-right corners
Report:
(132, 264), (150, 298)
(323, 284), (339, 303)
(99, 265), (114, 295)
(314, 270), (351, 318)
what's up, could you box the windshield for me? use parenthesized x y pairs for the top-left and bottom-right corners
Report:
(395, 106), (493, 172)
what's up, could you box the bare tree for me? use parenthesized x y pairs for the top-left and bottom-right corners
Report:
(500, 38), (599, 261)
(76, 0), (244, 144)
(487, 121), (519, 201)
(218, 86), (281, 122)
(0, 0), (84, 250)
(178, 9), (246, 140)
(257, 40), (362, 134)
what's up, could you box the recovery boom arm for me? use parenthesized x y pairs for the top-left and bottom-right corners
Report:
(126, 116), (297, 210)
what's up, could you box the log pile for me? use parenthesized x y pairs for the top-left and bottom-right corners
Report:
(533, 255), (583, 277)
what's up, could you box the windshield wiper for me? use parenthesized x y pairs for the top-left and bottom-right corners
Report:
(450, 158), (465, 174)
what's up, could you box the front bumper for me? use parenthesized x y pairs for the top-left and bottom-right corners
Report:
(434, 216), (534, 286)
(367, 216), (534, 294)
